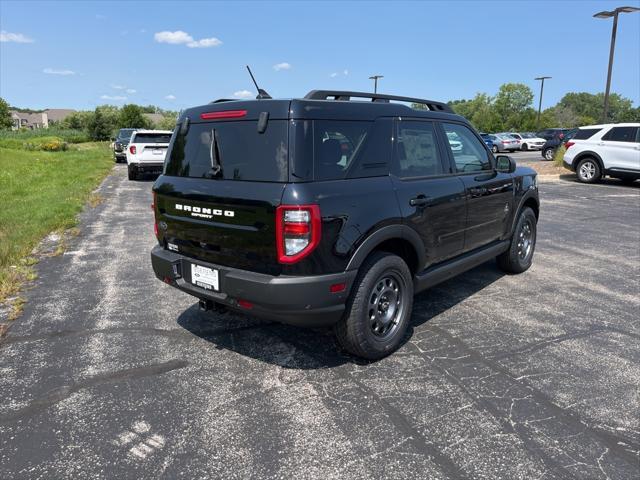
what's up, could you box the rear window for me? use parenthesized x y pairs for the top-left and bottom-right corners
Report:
(134, 133), (172, 143)
(573, 128), (602, 140)
(164, 121), (288, 181)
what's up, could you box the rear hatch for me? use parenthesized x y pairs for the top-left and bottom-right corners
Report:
(153, 101), (290, 275)
(134, 132), (172, 163)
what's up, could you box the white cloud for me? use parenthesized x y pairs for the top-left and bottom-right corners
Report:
(111, 84), (125, 90)
(343, 69), (349, 76)
(233, 90), (253, 99)
(154, 30), (222, 48)
(100, 95), (127, 101)
(187, 37), (222, 48)
(273, 62), (291, 71)
(43, 68), (75, 75)
(1, 31), (34, 43)
(154, 30), (193, 44)
(126, 88), (136, 94)
(329, 72), (338, 78)
(165, 94), (176, 101)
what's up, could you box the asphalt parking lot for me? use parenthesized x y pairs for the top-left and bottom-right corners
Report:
(1, 166), (638, 479)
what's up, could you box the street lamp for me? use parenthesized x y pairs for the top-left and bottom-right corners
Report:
(534, 76), (551, 129)
(369, 75), (383, 93)
(593, 6), (640, 121)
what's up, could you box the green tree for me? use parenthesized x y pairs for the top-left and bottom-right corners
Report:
(493, 83), (534, 130)
(87, 107), (111, 141)
(118, 104), (151, 129)
(62, 111), (93, 130)
(156, 115), (177, 130)
(0, 97), (13, 129)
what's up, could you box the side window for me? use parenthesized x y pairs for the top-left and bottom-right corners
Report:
(602, 126), (638, 143)
(313, 121), (371, 181)
(442, 123), (491, 173)
(395, 121), (444, 178)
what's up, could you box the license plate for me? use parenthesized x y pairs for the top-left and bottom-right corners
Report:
(190, 264), (219, 291)
(153, 149), (163, 155)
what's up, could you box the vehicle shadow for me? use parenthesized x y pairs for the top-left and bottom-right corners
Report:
(176, 261), (505, 369)
(558, 173), (639, 187)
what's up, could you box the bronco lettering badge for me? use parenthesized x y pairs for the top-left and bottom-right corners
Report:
(175, 203), (235, 219)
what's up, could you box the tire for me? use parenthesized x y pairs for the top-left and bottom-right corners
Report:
(497, 207), (537, 274)
(492, 145), (499, 154)
(576, 157), (601, 184)
(543, 148), (555, 161)
(127, 164), (136, 181)
(522, 143), (528, 151)
(334, 252), (413, 360)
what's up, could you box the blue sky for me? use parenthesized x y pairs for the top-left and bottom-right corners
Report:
(1, 0), (639, 111)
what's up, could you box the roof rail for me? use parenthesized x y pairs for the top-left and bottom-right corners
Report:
(304, 90), (453, 113)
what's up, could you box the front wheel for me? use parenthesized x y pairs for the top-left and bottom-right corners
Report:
(335, 252), (413, 360)
(543, 148), (555, 161)
(497, 207), (537, 274)
(492, 145), (499, 154)
(522, 143), (528, 151)
(576, 157), (601, 184)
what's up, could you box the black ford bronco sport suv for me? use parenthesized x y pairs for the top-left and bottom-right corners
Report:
(151, 90), (539, 359)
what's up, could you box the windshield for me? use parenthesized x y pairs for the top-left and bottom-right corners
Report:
(118, 129), (135, 140)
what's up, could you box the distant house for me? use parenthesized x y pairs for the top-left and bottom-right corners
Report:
(10, 109), (76, 130)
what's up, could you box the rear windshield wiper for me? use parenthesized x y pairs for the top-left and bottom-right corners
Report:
(207, 128), (223, 178)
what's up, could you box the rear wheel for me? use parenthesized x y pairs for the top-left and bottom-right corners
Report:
(497, 207), (537, 274)
(543, 148), (555, 161)
(576, 157), (601, 183)
(335, 252), (413, 360)
(127, 164), (136, 181)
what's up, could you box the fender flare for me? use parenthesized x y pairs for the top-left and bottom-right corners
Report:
(510, 189), (539, 234)
(346, 224), (427, 271)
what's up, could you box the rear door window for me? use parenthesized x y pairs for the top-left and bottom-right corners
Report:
(395, 121), (445, 178)
(165, 121), (288, 181)
(134, 133), (172, 143)
(602, 126), (639, 143)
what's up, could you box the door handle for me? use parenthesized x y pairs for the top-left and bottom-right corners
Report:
(410, 195), (431, 207)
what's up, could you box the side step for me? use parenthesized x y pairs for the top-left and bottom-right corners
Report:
(414, 240), (510, 294)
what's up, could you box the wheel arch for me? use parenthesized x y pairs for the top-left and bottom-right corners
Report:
(346, 225), (426, 275)
(510, 190), (539, 234)
(572, 151), (604, 171)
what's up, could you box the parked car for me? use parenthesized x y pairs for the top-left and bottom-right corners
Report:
(563, 123), (640, 183)
(479, 133), (495, 151)
(113, 128), (136, 163)
(446, 131), (463, 152)
(126, 130), (173, 180)
(151, 89), (539, 359)
(537, 128), (574, 141)
(508, 132), (546, 151)
(490, 133), (520, 153)
(540, 128), (578, 160)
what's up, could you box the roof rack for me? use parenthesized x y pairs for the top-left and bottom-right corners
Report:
(304, 90), (453, 113)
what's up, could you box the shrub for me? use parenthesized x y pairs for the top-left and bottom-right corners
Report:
(40, 140), (68, 151)
(553, 145), (566, 167)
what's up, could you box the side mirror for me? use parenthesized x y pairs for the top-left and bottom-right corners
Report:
(496, 155), (516, 173)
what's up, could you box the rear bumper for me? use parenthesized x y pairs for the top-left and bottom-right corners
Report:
(129, 162), (163, 173)
(150, 245), (357, 327)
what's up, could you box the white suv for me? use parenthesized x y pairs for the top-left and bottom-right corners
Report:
(126, 130), (173, 180)
(563, 123), (640, 184)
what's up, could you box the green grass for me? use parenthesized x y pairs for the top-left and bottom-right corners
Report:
(0, 142), (113, 301)
(0, 127), (89, 144)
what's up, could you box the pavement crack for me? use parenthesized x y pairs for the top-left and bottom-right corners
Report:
(0, 359), (188, 423)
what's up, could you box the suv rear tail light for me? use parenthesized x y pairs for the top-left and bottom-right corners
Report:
(276, 205), (321, 264)
(200, 110), (247, 120)
(129, 145), (136, 155)
(565, 141), (575, 150)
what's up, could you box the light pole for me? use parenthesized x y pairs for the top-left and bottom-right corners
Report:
(369, 75), (383, 93)
(534, 76), (551, 129)
(593, 6), (640, 121)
